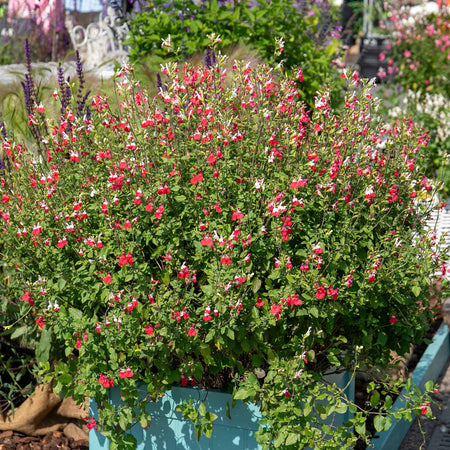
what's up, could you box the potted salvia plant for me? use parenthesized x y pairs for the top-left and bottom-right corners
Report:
(0, 37), (447, 449)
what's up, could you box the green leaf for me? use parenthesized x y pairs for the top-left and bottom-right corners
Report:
(355, 421), (366, 436)
(57, 277), (67, 290)
(412, 286), (421, 297)
(226, 328), (235, 340)
(201, 285), (213, 295)
(199, 402), (206, 417)
(161, 270), (170, 286)
(57, 374), (72, 385)
(370, 391), (380, 408)
(252, 278), (262, 293)
(69, 307), (83, 321)
(335, 403), (347, 414)
(285, 433), (298, 445)
(10, 325), (28, 340)
(204, 412), (218, 422)
(194, 424), (202, 442)
(36, 328), (51, 364)
(121, 434), (137, 447)
(118, 414), (128, 431)
(377, 332), (388, 346)
(385, 395), (393, 410)
(234, 388), (250, 400)
(310, 306), (319, 318)
(373, 415), (392, 432)
(425, 380), (434, 391)
(139, 411), (151, 429)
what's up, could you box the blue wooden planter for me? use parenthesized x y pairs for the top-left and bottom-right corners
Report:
(90, 387), (262, 450)
(89, 372), (354, 450)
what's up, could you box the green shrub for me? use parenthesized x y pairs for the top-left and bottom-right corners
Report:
(126, 0), (345, 107)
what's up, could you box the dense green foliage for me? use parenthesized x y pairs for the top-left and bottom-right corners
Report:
(126, 0), (345, 107)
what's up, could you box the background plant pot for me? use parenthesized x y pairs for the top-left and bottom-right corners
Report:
(357, 35), (390, 80)
(89, 372), (355, 450)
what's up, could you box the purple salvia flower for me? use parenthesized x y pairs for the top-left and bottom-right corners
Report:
(57, 63), (68, 113)
(76, 51), (87, 116)
(78, 90), (91, 117)
(156, 73), (162, 91)
(65, 84), (72, 108)
(0, 121), (7, 139)
(205, 46), (212, 68)
(211, 49), (217, 66)
(24, 39), (32, 75)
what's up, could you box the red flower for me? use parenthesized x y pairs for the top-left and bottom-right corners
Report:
(144, 325), (154, 335)
(191, 172), (203, 185)
(231, 209), (244, 220)
(420, 403), (430, 415)
(22, 290), (34, 306)
(200, 237), (213, 248)
(389, 314), (398, 324)
(315, 286), (326, 300)
(290, 177), (308, 189)
(187, 326), (197, 337)
(118, 252), (134, 267)
(221, 255), (231, 265)
(98, 373), (114, 388)
(270, 303), (282, 320)
(119, 368), (134, 379)
(256, 297), (265, 307)
(102, 273), (113, 284)
(86, 417), (98, 431)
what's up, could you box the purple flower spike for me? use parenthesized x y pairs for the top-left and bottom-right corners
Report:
(205, 46), (212, 68)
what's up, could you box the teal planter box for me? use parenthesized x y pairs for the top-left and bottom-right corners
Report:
(89, 387), (262, 450)
(89, 372), (354, 450)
